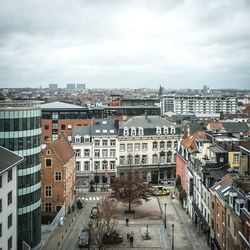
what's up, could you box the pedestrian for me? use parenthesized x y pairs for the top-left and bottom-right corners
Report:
(72, 204), (75, 212)
(68, 205), (71, 214)
(130, 232), (134, 248)
(127, 232), (130, 242)
(126, 217), (129, 227)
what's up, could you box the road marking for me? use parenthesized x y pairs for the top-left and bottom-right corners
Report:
(96, 197), (100, 200)
(93, 197), (96, 200)
(89, 197), (92, 200)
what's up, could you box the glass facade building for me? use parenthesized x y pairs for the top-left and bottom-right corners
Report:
(0, 100), (42, 250)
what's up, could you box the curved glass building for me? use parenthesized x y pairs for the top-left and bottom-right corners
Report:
(0, 100), (42, 250)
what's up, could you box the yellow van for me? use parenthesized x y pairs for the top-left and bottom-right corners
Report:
(152, 186), (170, 196)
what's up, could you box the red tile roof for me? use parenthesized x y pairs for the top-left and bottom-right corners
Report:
(181, 131), (206, 152)
(50, 136), (75, 165)
(208, 122), (223, 129)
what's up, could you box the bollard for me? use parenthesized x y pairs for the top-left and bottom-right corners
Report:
(69, 223), (70, 227)
(62, 235), (63, 239)
(75, 214), (76, 217)
(66, 229), (67, 233)
(72, 219), (73, 222)
(58, 241), (60, 246)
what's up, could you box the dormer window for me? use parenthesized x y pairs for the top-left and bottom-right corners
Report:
(75, 137), (80, 143)
(96, 130), (100, 133)
(124, 128), (129, 136)
(171, 127), (175, 134)
(156, 127), (161, 135)
(235, 199), (245, 216)
(47, 150), (50, 155)
(131, 127), (136, 136)
(138, 127), (143, 136)
(164, 127), (168, 134)
(84, 137), (90, 143)
(103, 129), (107, 133)
(229, 192), (238, 208)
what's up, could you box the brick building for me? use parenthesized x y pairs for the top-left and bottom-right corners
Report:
(41, 136), (75, 213)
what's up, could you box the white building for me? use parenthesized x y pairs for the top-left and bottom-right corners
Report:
(162, 95), (237, 115)
(0, 146), (23, 250)
(72, 119), (119, 190)
(118, 116), (181, 184)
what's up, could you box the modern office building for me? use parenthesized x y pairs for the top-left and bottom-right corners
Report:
(0, 100), (43, 250)
(41, 101), (92, 143)
(0, 146), (24, 250)
(161, 95), (237, 115)
(66, 83), (75, 89)
(76, 83), (86, 89)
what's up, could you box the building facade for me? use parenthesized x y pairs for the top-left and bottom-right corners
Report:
(0, 100), (42, 250)
(72, 119), (119, 191)
(41, 136), (75, 213)
(162, 95), (237, 115)
(117, 116), (181, 184)
(0, 146), (24, 250)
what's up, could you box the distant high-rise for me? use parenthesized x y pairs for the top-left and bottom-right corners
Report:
(67, 83), (75, 89)
(0, 100), (43, 250)
(76, 83), (86, 89)
(49, 84), (58, 89)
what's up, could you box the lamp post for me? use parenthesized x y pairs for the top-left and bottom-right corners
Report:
(172, 224), (174, 250)
(88, 221), (92, 250)
(164, 203), (167, 228)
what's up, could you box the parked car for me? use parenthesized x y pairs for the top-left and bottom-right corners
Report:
(90, 206), (98, 218)
(78, 229), (89, 248)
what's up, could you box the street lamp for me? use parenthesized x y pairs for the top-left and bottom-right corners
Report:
(88, 221), (92, 250)
(164, 203), (167, 228)
(172, 224), (174, 250)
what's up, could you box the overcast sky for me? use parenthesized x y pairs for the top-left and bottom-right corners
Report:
(0, 0), (249, 89)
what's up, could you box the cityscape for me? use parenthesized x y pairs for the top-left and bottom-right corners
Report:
(0, 1), (250, 250)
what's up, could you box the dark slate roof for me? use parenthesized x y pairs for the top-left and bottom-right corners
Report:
(73, 119), (118, 136)
(188, 122), (204, 135)
(0, 146), (24, 174)
(202, 165), (229, 181)
(215, 178), (233, 202)
(209, 145), (227, 154)
(222, 122), (249, 133)
(120, 116), (176, 129)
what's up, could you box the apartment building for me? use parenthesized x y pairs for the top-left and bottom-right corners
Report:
(41, 136), (75, 213)
(0, 147), (23, 250)
(0, 100), (42, 250)
(72, 119), (119, 190)
(118, 116), (181, 184)
(162, 95), (237, 115)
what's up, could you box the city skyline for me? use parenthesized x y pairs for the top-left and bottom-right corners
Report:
(0, 0), (250, 89)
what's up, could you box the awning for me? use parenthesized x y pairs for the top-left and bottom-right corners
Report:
(192, 201), (210, 232)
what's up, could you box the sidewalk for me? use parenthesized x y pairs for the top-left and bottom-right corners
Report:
(41, 206), (84, 250)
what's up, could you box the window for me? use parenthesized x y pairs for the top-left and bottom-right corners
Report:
(152, 154), (158, 164)
(95, 140), (100, 146)
(96, 129), (100, 133)
(131, 128), (136, 136)
(167, 141), (172, 149)
(55, 172), (62, 181)
(167, 152), (172, 163)
(102, 150), (108, 157)
(138, 127), (143, 136)
(173, 153), (176, 163)
(45, 186), (52, 197)
(212, 218), (214, 229)
(75, 149), (81, 157)
(47, 150), (50, 155)
(174, 141), (178, 149)
(8, 236), (12, 250)
(45, 159), (52, 169)
(8, 191), (12, 205)
(110, 140), (116, 146)
(84, 161), (90, 170)
(75, 137), (80, 143)
(127, 156), (132, 165)
(94, 161), (100, 170)
(120, 144), (125, 151)
(102, 161), (108, 170)
(110, 149), (116, 157)
(45, 202), (52, 212)
(222, 212), (225, 225)
(135, 143), (140, 151)
(0, 175), (2, 188)
(127, 144), (133, 151)
(68, 124), (72, 130)
(56, 206), (62, 212)
(152, 142), (158, 150)
(84, 149), (90, 157)
(8, 214), (12, 228)
(233, 153), (240, 163)
(0, 199), (2, 212)
(94, 150), (100, 158)
(212, 201), (215, 210)
(124, 128), (129, 136)
(160, 141), (165, 149)
(8, 169), (12, 182)
(85, 137), (90, 143)
(61, 124), (65, 130)
(156, 127), (161, 135)
(76, 161), (81, 171)
(217, 204), (220, 217)
(102, 140), (108, 146)
(135, 155), (140, 165)
(0, 223), (1, 237)
(142, 155), (147, 164)
(228, 215), (230, 228)
(110, 161), (115, 170)
(120, 156), (125, 166)
(45, 124), (49, 130)
(142, 143), (147, 150)
(160, 155), (165, 164)
(164, 127), (168, 134)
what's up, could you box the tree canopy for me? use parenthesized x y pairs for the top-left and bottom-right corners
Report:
(110, 174), (153, 212)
